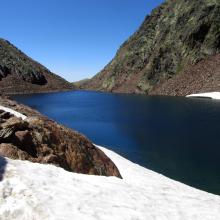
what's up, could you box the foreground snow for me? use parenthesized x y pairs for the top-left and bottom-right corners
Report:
(186, 92), (220, 100)
(0, 146), (220, 220)
(0, 105), (27, 120)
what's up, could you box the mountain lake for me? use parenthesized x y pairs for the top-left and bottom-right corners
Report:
(14, 90), (220, 195)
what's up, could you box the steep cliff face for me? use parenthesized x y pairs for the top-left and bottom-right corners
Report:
(82, 0), (220, 94)
(0, 39), (74, 94)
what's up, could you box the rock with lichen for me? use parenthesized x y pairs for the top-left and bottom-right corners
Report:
(82, 0), (220, 94)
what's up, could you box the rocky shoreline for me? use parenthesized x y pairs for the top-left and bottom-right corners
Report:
(0, 96), (121, 178)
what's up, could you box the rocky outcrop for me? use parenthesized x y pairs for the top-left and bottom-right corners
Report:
(0, 97), (121, 178)
(82, 0), (220, 94)
(0, 39), (74, 94)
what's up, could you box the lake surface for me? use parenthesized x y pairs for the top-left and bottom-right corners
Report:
(14, 91), (220, 195)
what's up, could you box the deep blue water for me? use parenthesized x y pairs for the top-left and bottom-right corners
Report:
(14, 91), (220, 195)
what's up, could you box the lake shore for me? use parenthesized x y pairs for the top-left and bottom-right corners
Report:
(13, 91), (220, 195)
(1, 95), (220, 219)
(0, 145), (220, 219)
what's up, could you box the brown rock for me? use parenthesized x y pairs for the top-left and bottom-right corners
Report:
(2, 116), (29, 130)
(15, 130), (31, 143)
(0, 143), (29, 160)
(14, 130), (37, 157)
(0, 117), (29, 142)
(0, 97), (122, 178)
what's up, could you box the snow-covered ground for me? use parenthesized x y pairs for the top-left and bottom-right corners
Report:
(186, 92), (220, 100)
(0, 105), (27, 120)
(0, 146), (220, 220)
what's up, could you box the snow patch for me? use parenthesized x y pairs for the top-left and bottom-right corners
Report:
(0, 105), (27, 120)
(186, 92), (220, 100)
(0, 146), (220, 220)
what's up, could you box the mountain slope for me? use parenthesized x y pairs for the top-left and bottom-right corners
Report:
(0, 39), (74, 94)
(72, 78), (90, 89)
(82, 0), (220, 94)
(150, 53), (220, 96)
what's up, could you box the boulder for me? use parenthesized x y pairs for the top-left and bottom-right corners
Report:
(0, 98), (122, 178)
(0, 143), (29, 160)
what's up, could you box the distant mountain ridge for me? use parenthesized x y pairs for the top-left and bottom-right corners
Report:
(81, 0), (220, 94)
(72, 78), (90, 89)
(0, 38), (74, 94)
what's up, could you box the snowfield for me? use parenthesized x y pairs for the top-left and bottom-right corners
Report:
(186, 92), (220, 100)
(0, 105), (27, 120)
(0, 146), (220, 220)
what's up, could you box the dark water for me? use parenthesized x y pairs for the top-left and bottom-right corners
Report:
(14, 91), (220, 195)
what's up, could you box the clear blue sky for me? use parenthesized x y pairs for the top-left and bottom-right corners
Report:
(0, 0), (164, 82)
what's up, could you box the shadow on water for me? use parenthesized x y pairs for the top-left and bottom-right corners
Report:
(0, 156), (7, 181)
